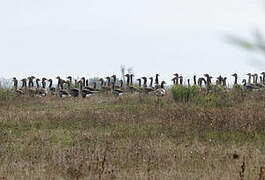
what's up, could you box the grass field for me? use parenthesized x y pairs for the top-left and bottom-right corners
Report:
(0, 88), (265, 179)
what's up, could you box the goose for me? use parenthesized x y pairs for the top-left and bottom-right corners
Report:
(12, 77), (18, 91)
(246, 73), (252, 84)
(124, 74), (130, 88)
(27, 77), (39, 95)
(198, 78), (202, 86)
(28, 76), (35, 88)
(198, 78), (207, 87)
(203, 74), (212, 87)
(253, 74), (265, 88)
(130, 74), (134, 86)
(78, 80), (95, 98)
(66, 80), (79, 97)
(79, 77), (86, 87)
(66, 76), (73, 87)
(21, 78), (27, 89)
(259, 76), (263, 84)
(124, 74), (139, 93)
(245, 73), (260, 89)
(120, 80), (124, 89)
(251, 73), (258, 84)
(223, 77), (227, 87)
(136, 78), (142, 88)
(193, 75), (196, 86)
(171, 77), (176, 85)
(142, 77), (155, 93)
(261, 72), (265, 84)
(98, 78), (105, 90)
(111, 82), (124, 96)
(47, 79), (56, 95)
(111, 75), (122, 89)
(103, 77), (111, 91)
(80, 77), (87, 87)
(56, 76), (60, 89)
(154, 74), (160, 89)
(142, 76), (148, 88)
(41, 78), (47, 89)
(179, 76), (183, 86)
(154, 81), (167, 96)
(41, 78), (48, 96)
(252, 73), (265, 88)
(242, 79), (260, 91)
(35, 78), (46, 97)
(81, 77), (96, 91)
(56, 76), (64, 90)
(173, 73), (179, 85)
(74, 79), (78, 87)
(149, 77), (154, 88)
(187, 79), (190, 87)
(13, 77), (24, 95)
(25, 78), (38, 96)
(232, 73), (239, 87)
(85, 79), (89, 87)
(216, 75), (222, 85)
(36, 78), (40, 89)
(97, 77), (110, 92)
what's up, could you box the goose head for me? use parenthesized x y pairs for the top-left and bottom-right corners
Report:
(141, 76), (147, 81)
(67, 76), (72, 81)
(242, 79), (247, 85)
(232, 73), (237, 77)
(161, 81), (166, 88)
(246, 73), (251, 77)
(21, 78), (27, 82)
(111, 75), (116, 81)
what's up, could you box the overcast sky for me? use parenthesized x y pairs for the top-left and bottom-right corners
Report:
(1, 0), (265, 83)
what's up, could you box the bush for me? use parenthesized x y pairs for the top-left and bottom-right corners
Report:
(171, 85), (200, 103)
(171, 85), (230, 107)
(0, 83), (15, 102)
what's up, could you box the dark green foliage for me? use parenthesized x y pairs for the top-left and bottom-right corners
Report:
(171, 85), (200, 103)
(0, 85), (14, 102)
(171, 85), (247, 107)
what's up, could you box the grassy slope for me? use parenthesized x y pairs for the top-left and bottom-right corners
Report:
(0, 92), (265, 179)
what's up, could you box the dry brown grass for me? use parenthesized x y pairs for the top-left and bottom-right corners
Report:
(0, 92), (265, 179)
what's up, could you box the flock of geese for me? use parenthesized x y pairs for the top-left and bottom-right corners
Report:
(12, 74), (166, 98)
(11, 72), (265, 98)
(171, 72), (265, 90)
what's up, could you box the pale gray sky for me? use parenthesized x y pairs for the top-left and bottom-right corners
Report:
(1, 0), (265, 83)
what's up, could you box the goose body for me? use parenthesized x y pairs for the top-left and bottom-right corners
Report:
(66, 81), (79, 97)
(154, 81), (167, 96)
(111, 82), (124, 96)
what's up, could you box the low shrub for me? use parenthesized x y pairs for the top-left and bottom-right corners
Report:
(171, 85), (230, 107)
(171, 85), (200, 103)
